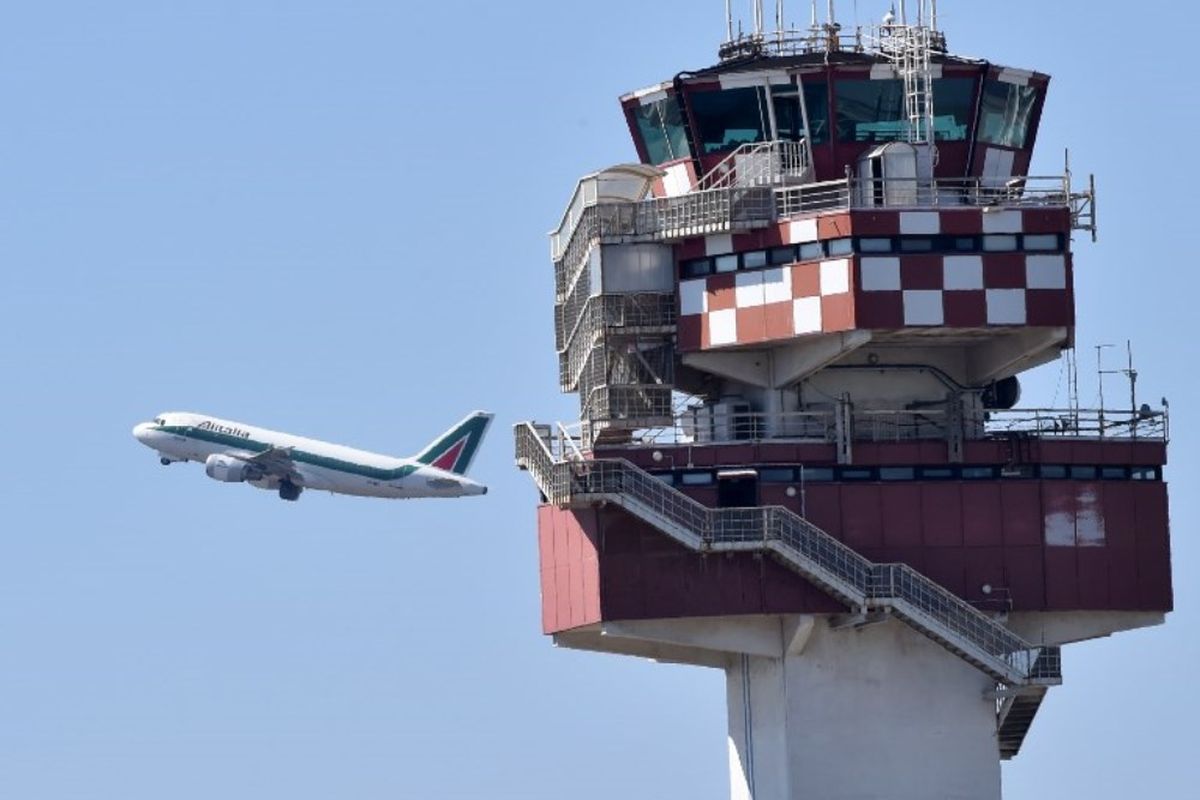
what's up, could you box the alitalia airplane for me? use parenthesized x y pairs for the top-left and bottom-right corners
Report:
(132, 411), (493, 501)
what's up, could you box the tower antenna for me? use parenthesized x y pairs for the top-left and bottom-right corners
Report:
(726, 0), (734, 41)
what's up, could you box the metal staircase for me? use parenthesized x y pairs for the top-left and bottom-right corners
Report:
(696, 139), (814, 191)
(514, 421), (1062, 693)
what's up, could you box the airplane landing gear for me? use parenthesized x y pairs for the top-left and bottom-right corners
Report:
(278, 480), (302, 502)
(160, 457), (172, 466)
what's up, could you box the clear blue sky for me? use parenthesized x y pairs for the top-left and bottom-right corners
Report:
(0, 2), (1194, 797)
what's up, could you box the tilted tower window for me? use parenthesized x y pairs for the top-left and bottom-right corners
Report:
(631, 96), (692, 164)
(835, 78), (976, 143)
(978, 80), (1041, 149)
(689, 87), (770, 154)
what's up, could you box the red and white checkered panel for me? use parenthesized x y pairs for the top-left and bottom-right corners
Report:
(854, 253), (1073, 329)
(677, 259), (856, 349)
(677, 253), (1073, 351)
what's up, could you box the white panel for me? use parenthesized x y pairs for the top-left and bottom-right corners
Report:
(900, 211), (940, 235)
(709, 309), (739, 346)
(788, 218), (819, 244)
(981, 148), (1016, 188)
(679, 278), (708, 316)
(819, 259), (850, 296)
(762, 267), (792, 304)
(903, 290), (945, 326)
(793, 296), (823, 335)
(1044, 510), (1075, 547)
(720, 70), (788, 89)
(735, 271), (767, 308)
(1025, 254), (1067, 289)
(870, 64), (896, 80)
(706, 234), (734, 256)
(986, 289), (1027, 324)
(662, 163), (692, 197)
(997, 68), (1033, 86)
(943, 255), (984, 290)
(860, 257), (901, 292)
(981, 208), (1023, 234)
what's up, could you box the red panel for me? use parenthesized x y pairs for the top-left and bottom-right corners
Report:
(764, 301), (794, 340)
(1026, 289), (1071, 326)
(803, 486), (843, 538)
(1134, 483), (1173, 610)
(792, 262), (821, 295)
(1021, 208), (1071, 234)
(881, 485), (924, 546)
(1044, 548), (1079, 609)
(921, 484), (963, 546)
(963, 547), (1006, 604)
(923, 549), (966, 597)
(821, 293), (856, 331)
(1001, 483), (1043, 546)
(841, 485), (883, 548)
(943, 290), (987, 327)
(961, 483), (1004, 546)
(982, 254), (1027, 288)
(855, 290), (904, 328)
(850, 210), (901, 236)
(818, 213), (852, 239)
(875, 443), (921, 465)
(940, 210), (985, 235)
(1101, 483), (1137, 549)
(1077, 548), (1111, 609)
(1004, 547), (1046, 609)
(899, 255), (944, 289)
(1107, 546), (1140, 608)
(677, 315), (702, 351)
(676, 237), (706, 260)
(735, 306), (767, 343)
(707, 274), (736, 311)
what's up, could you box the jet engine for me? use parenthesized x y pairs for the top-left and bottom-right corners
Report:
(204, 453), (262, 483)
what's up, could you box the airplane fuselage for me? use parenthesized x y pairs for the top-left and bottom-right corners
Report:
(133, 412), (488, 500)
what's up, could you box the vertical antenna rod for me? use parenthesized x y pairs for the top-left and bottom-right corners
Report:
(931, 0), (938, 30)
(726, 0), (734, 40)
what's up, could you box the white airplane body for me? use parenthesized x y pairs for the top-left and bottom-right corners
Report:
(133, 411), (493, 501)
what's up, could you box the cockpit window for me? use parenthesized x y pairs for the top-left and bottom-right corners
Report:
(153, 417), (166, 426)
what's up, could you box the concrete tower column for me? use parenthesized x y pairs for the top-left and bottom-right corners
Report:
(725, 618), (1002, 800)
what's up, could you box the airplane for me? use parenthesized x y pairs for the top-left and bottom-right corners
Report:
(132, 411), (493, 501)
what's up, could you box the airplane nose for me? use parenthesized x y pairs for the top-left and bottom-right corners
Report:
(132, 422), (153, 443)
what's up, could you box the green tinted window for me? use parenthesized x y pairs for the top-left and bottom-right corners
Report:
(932, 78), (976, 141)
(632, 96), (692, 164)
(690, 87), (769, 154)
(803, 81), (830, 144)
(978, 81), (1041, 149)
(836, 79), (906, 142)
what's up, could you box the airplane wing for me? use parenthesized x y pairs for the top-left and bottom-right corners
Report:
(240, 446), (301, 482)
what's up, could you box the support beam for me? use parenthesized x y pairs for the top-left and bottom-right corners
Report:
(967, 327), (1067, 385)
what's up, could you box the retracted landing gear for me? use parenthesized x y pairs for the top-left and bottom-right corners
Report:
(160, 457), (173, 466)
(278, 480), (303, 502)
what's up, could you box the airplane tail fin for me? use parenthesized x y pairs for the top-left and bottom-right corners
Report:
(414, 411), (494, 476)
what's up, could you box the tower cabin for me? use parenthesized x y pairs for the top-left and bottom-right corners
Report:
(520, 7), (1170, 799)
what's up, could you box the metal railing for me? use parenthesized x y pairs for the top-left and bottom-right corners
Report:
(984, 407), (1168, 441)
(776, 175), (1081, 215)
(515, 422), (1061, 687)
(697, 139), (814, 191)
(597, 404), (1168, 449)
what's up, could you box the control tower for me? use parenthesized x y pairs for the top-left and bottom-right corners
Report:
(516, 3), (1172, 798)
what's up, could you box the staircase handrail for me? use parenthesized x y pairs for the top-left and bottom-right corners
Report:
(514, 422), (1060, 686)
